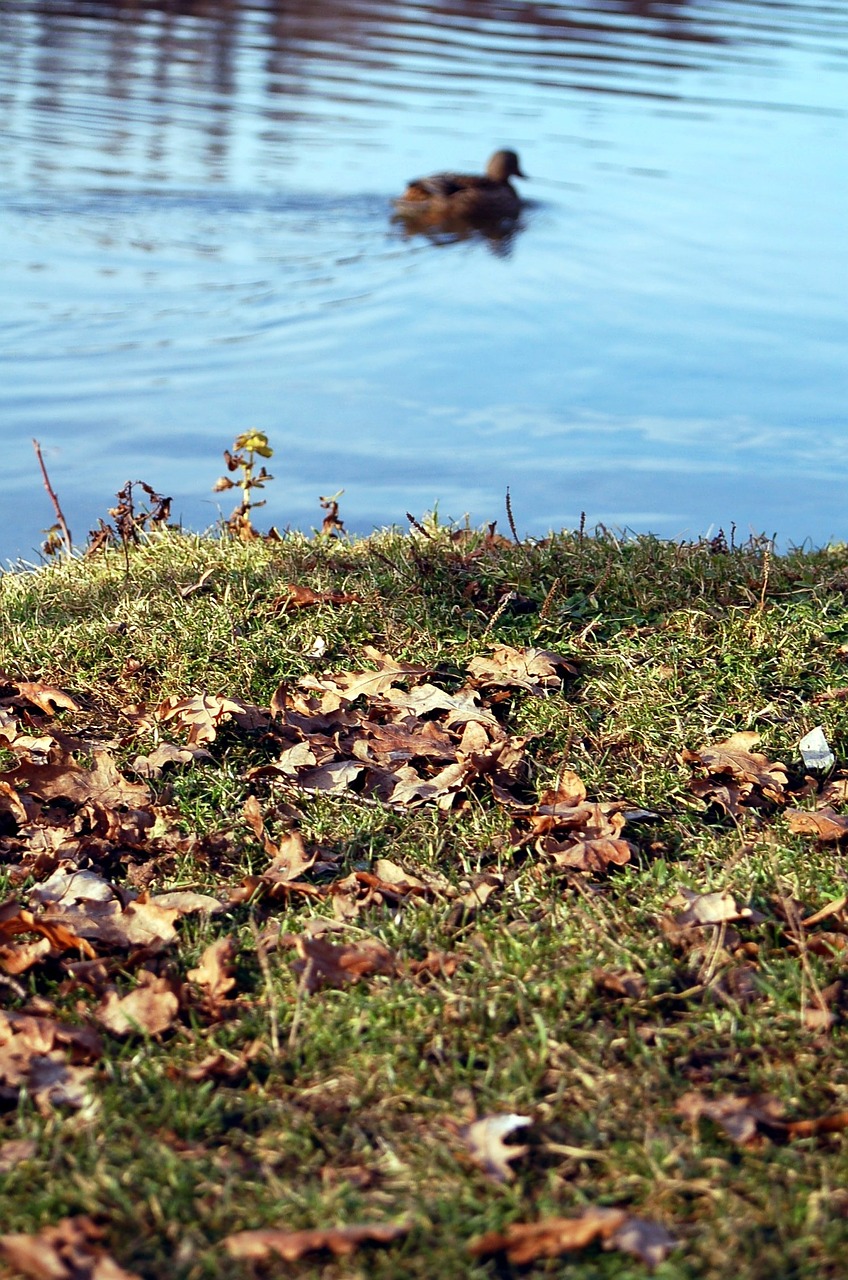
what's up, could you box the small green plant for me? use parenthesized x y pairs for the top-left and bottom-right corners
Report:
(213, 430), (275, 539)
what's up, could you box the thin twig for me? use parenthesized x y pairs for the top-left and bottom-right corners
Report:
(32, 439), (72, 554)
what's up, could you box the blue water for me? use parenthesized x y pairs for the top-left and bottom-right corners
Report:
(1, 0), (847, 560)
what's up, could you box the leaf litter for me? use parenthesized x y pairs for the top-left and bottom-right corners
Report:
(3, 634), (848, 1271)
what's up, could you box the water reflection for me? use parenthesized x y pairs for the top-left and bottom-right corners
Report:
(5, 0), (844, 195)
(1, 0), (846, 557)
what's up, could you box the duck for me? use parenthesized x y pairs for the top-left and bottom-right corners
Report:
(393, 149), (527, 226)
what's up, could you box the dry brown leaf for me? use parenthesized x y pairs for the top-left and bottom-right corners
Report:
(131, 741), (213, 779)
(683, 733), (788, 806)
(41, 897), (180, 952)
(291, 934), (396, 994)
(678, 1090), (848, 1144)
(467, 644), (578, 692)
(0, 1216), (141, 1280)
(296, 760), (365, 793)
(470, 1212), (675, 1269)
(95, 971), (180, 1037)
(469, 1208), (628, 1263)
(784, 1109), (848, 1138)
(380, 682), (498, 728)
(455, 873), (503, 914)
(0, 1137), (37, 1173)
(803, 894), (848, 926)
(785, 807), (848, 842)
(676, 1091), (788, 1144)
(223, 1221), (409, 1262)
(0, 778), (28, 824)
(269, 583), (362, 612)
(299, 646), (431, 711)
(547, 835), (633, 873)
(593, 969), (647, 999)
(187, 936), (237, 1010)
(0, 904), (98, 961)
(0, 677), (80, 717)
(0, 1012), (101, 1113)
(460, 1113), (530, 1181)
(408, 950), (462, 982)
(605, 1216), (678, 1268)
(537, 771), (588, 808)
(156, 693), (248, 745)
(674, 888), (753, 926)
(4, 747), (150, 809)
(183, 1041), (262, 1083)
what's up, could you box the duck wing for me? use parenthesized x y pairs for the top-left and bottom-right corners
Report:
(401, 171), (488, 200)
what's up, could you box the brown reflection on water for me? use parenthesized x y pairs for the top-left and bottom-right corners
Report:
(3, 0), (820, 194)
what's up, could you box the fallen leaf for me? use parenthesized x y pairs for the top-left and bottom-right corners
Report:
(299, 646), (431, 711)
(95, 971), (180, 1037)
(0, 1216), (141, 1280)
(157, 693), (248, 745)
(291, 934), (396, 994)
(460, 1113), (530, 1181)
(0, 676), (80, 716)
(187, 936), (237, 1011)
(683, 733), (788, 807)
(803, 895), (848, 926)
(269, 583), (362, 612)
(0, 1012), (101, 1114)
(674, 888), (753, 926)
(606, 1216), (678, 1268)
(786, 807), (848, 842)
(784, 1109), (848, 1138)
(0, 1137), (37, 1173)
(469, 1208), (628, 1263)
(467, 644), (578, 692)
(131, 741), (214, 779)
(0, 778), (28, 824)
(223, 1222), (409, 1262)
(675, 1091), (788, 1144)
(4, 747), (150, 809)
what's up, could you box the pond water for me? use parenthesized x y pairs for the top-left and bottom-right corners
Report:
(1, 0), (847, 561)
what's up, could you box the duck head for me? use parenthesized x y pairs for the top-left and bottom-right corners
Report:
(486, 150), (527, 182)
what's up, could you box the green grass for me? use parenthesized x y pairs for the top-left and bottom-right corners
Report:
(1, 524), (847, 1278)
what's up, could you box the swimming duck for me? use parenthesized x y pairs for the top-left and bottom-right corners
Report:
(394, 149), (527, 225)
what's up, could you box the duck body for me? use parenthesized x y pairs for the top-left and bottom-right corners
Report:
(394, 149), (526, 227)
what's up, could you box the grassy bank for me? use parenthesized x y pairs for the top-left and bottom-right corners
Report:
(1, 523), (847, 1278)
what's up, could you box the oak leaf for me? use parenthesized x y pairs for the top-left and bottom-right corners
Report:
(0, 1216), (141, 1280)
(470, 1209), (675, 1270)
(460, 1113), (530, 1181)
(0, 778), (28, 824)
(157, 693), (247, 745)
(187, 936), (238, 1011)
(3, 747), (150, 809)
(0, 676), (80, 716)
(130, 741), (213, 779)
(469, 1208), (627, 1262)
(95, 971), (180, 1037)
(291, 933), (396, 994)
(676, 1091), (788, 1144)
(0, 1138), (37, 1173)
(269, 583), (362, 612)
(223, 1222), (410, 1262)
(785, 807), (848, 841)
(683, 733), (788, 807)
(673, 888), (753, 926)
(299, 646), (431, 711)
(0, 1012), (101, 1113)
(467, 644), (578, 693)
